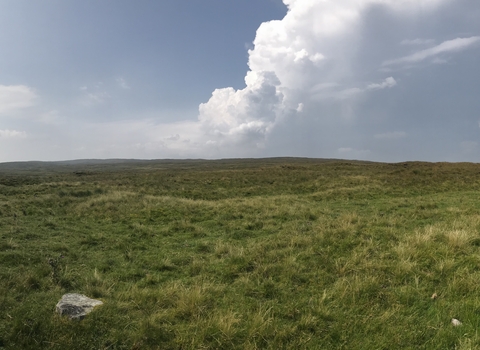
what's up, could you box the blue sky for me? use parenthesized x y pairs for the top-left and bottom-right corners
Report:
(1, 0), (479, 162)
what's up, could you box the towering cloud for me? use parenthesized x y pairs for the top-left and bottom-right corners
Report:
(197, 0), (453, 151)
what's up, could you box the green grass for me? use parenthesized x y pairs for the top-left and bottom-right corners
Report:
(1, 158), (480, 349)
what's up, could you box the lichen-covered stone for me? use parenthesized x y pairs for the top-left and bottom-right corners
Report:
(56, 293), (103, 320)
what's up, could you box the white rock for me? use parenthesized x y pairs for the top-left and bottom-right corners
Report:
(451, 318), (462, 327)
(56, 293), (103, 320)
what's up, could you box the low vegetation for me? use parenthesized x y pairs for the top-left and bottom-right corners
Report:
(1, 158), (480, 349)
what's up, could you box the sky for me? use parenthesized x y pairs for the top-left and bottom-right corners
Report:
(1, 0), (479, 163)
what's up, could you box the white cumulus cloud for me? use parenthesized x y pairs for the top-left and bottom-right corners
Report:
(196, 0), (450, 151)
(0, 85), (37, 115)
(198, 71), (283, 148)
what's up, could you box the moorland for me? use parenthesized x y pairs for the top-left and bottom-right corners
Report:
(1, 158), (480, 349)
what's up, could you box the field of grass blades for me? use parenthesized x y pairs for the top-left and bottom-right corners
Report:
(1, 159), (480, 349)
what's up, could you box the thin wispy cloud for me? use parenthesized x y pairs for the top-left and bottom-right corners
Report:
(0, 129), (27, 138)
(116, 77), (130, 89)
(337, 147), (371, 158)
(383, 36), (480, 66)
(400, 38), (435, 46)
(374, 131), (407, 139)
(84, 92), (110, 105)
(314, 77), (397, 100)
(38, 110), (63, 125)
(367, 77), (397, 91)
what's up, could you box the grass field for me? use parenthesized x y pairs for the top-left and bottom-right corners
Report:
(1, 158), (480, 349)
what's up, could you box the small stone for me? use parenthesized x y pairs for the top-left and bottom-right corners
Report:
(56, 293), (103, 320)
(431, 293), (438, 300)
(451, 318), (462, 327)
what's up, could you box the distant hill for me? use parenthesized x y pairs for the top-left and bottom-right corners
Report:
(0, 157), (371, 174)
